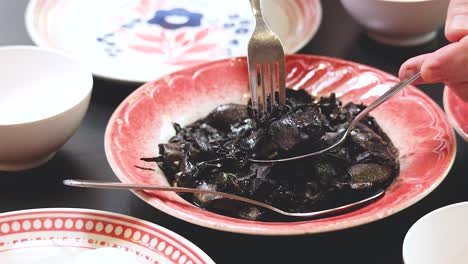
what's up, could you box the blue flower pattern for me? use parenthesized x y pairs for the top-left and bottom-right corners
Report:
(148, 8), (203, 30)
(222, 13), (251, 56)
(97, 18), (142, 57)
(95, 3), (253, 59)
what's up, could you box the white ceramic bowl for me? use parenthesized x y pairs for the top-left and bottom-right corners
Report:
(0, 46), (93, 171)
(340, 0), (450, 46)
(403, 202), (468, 264)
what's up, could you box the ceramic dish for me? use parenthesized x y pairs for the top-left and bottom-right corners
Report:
(0, 46), (93, 171)
(104, 55), (456, 235)
(25, 0), (322, 83)
(403, 202), (468, 264)
(340, 0), (449, 46)
(0, 208), (214, 264)
(443, 86), (468, 141)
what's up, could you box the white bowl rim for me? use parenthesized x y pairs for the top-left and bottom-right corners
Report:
(402, 201), (468, 263)
(0, 45), (93, 127)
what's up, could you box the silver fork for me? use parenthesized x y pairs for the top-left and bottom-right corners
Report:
(63, 179), (384, 218)
(248, 0), (286, 116)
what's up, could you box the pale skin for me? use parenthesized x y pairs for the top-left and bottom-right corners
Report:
(399, 0), (468, 101)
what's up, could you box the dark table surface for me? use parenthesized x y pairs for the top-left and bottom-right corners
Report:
(1, 1), (466, 263)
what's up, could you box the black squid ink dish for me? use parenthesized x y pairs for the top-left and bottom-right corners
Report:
(143, 89), (399, 221)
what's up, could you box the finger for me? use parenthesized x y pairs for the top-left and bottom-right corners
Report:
(445, 0), (468, 42)
(399, 53), (431, 83)
(420, 36), (468, 83)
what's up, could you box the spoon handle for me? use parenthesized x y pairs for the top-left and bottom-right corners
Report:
(250, 72), (421, 163)
(63, 179), (384, 218)
(349, 72), (421, 130)
(63, 179), (291, 214)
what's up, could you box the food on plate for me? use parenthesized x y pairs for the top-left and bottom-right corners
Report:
(145, 89), (399, 221)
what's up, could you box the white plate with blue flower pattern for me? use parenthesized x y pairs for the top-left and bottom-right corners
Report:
(25, 0), (322, 83)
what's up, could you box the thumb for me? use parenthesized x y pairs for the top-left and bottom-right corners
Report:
(399, 36), (468, 84)
(445, 0), (468, 42)
(420, 36), (468, 83)
(399, 53), (431, 83)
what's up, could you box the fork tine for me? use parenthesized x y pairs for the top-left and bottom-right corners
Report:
(248, 59), (259, 116)
(278, 58), (286, 109)
(269, 62), (276, 111)
(260, 63), (268, 115)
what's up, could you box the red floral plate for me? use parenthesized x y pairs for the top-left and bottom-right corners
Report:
(0, 208), (214, 263)
(104, 55), (456, 235)
(443, 86), (468, 141)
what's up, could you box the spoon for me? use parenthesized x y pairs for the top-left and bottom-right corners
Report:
(250, 72), (421, 163)
(63, 179), (385, 218)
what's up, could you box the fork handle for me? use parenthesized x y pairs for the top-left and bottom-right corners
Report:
(250, 0), (263, 17)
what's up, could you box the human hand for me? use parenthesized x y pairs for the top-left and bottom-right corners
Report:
(399, 0), (468, 100)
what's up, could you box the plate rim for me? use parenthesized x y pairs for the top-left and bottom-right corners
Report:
(0, 207), (216, 263)
(286, 0), (322, 54)
(443, 86), (468, 141)
(103, 54), (457, 236)
(24, 0), (322, 84)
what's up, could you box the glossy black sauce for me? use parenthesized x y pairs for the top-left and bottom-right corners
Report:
(146, 90), (399, 221)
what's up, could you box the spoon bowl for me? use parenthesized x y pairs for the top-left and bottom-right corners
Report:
(250, 72), (421, 163)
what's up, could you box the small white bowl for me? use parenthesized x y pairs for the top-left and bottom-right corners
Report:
(403, 202), (468, 264)
(340, 0), (450, 46)
(0, 46), (93, 171)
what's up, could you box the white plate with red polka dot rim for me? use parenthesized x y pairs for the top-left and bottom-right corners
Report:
(25, 0), (322, 84)
(0, 208), (215, 264)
